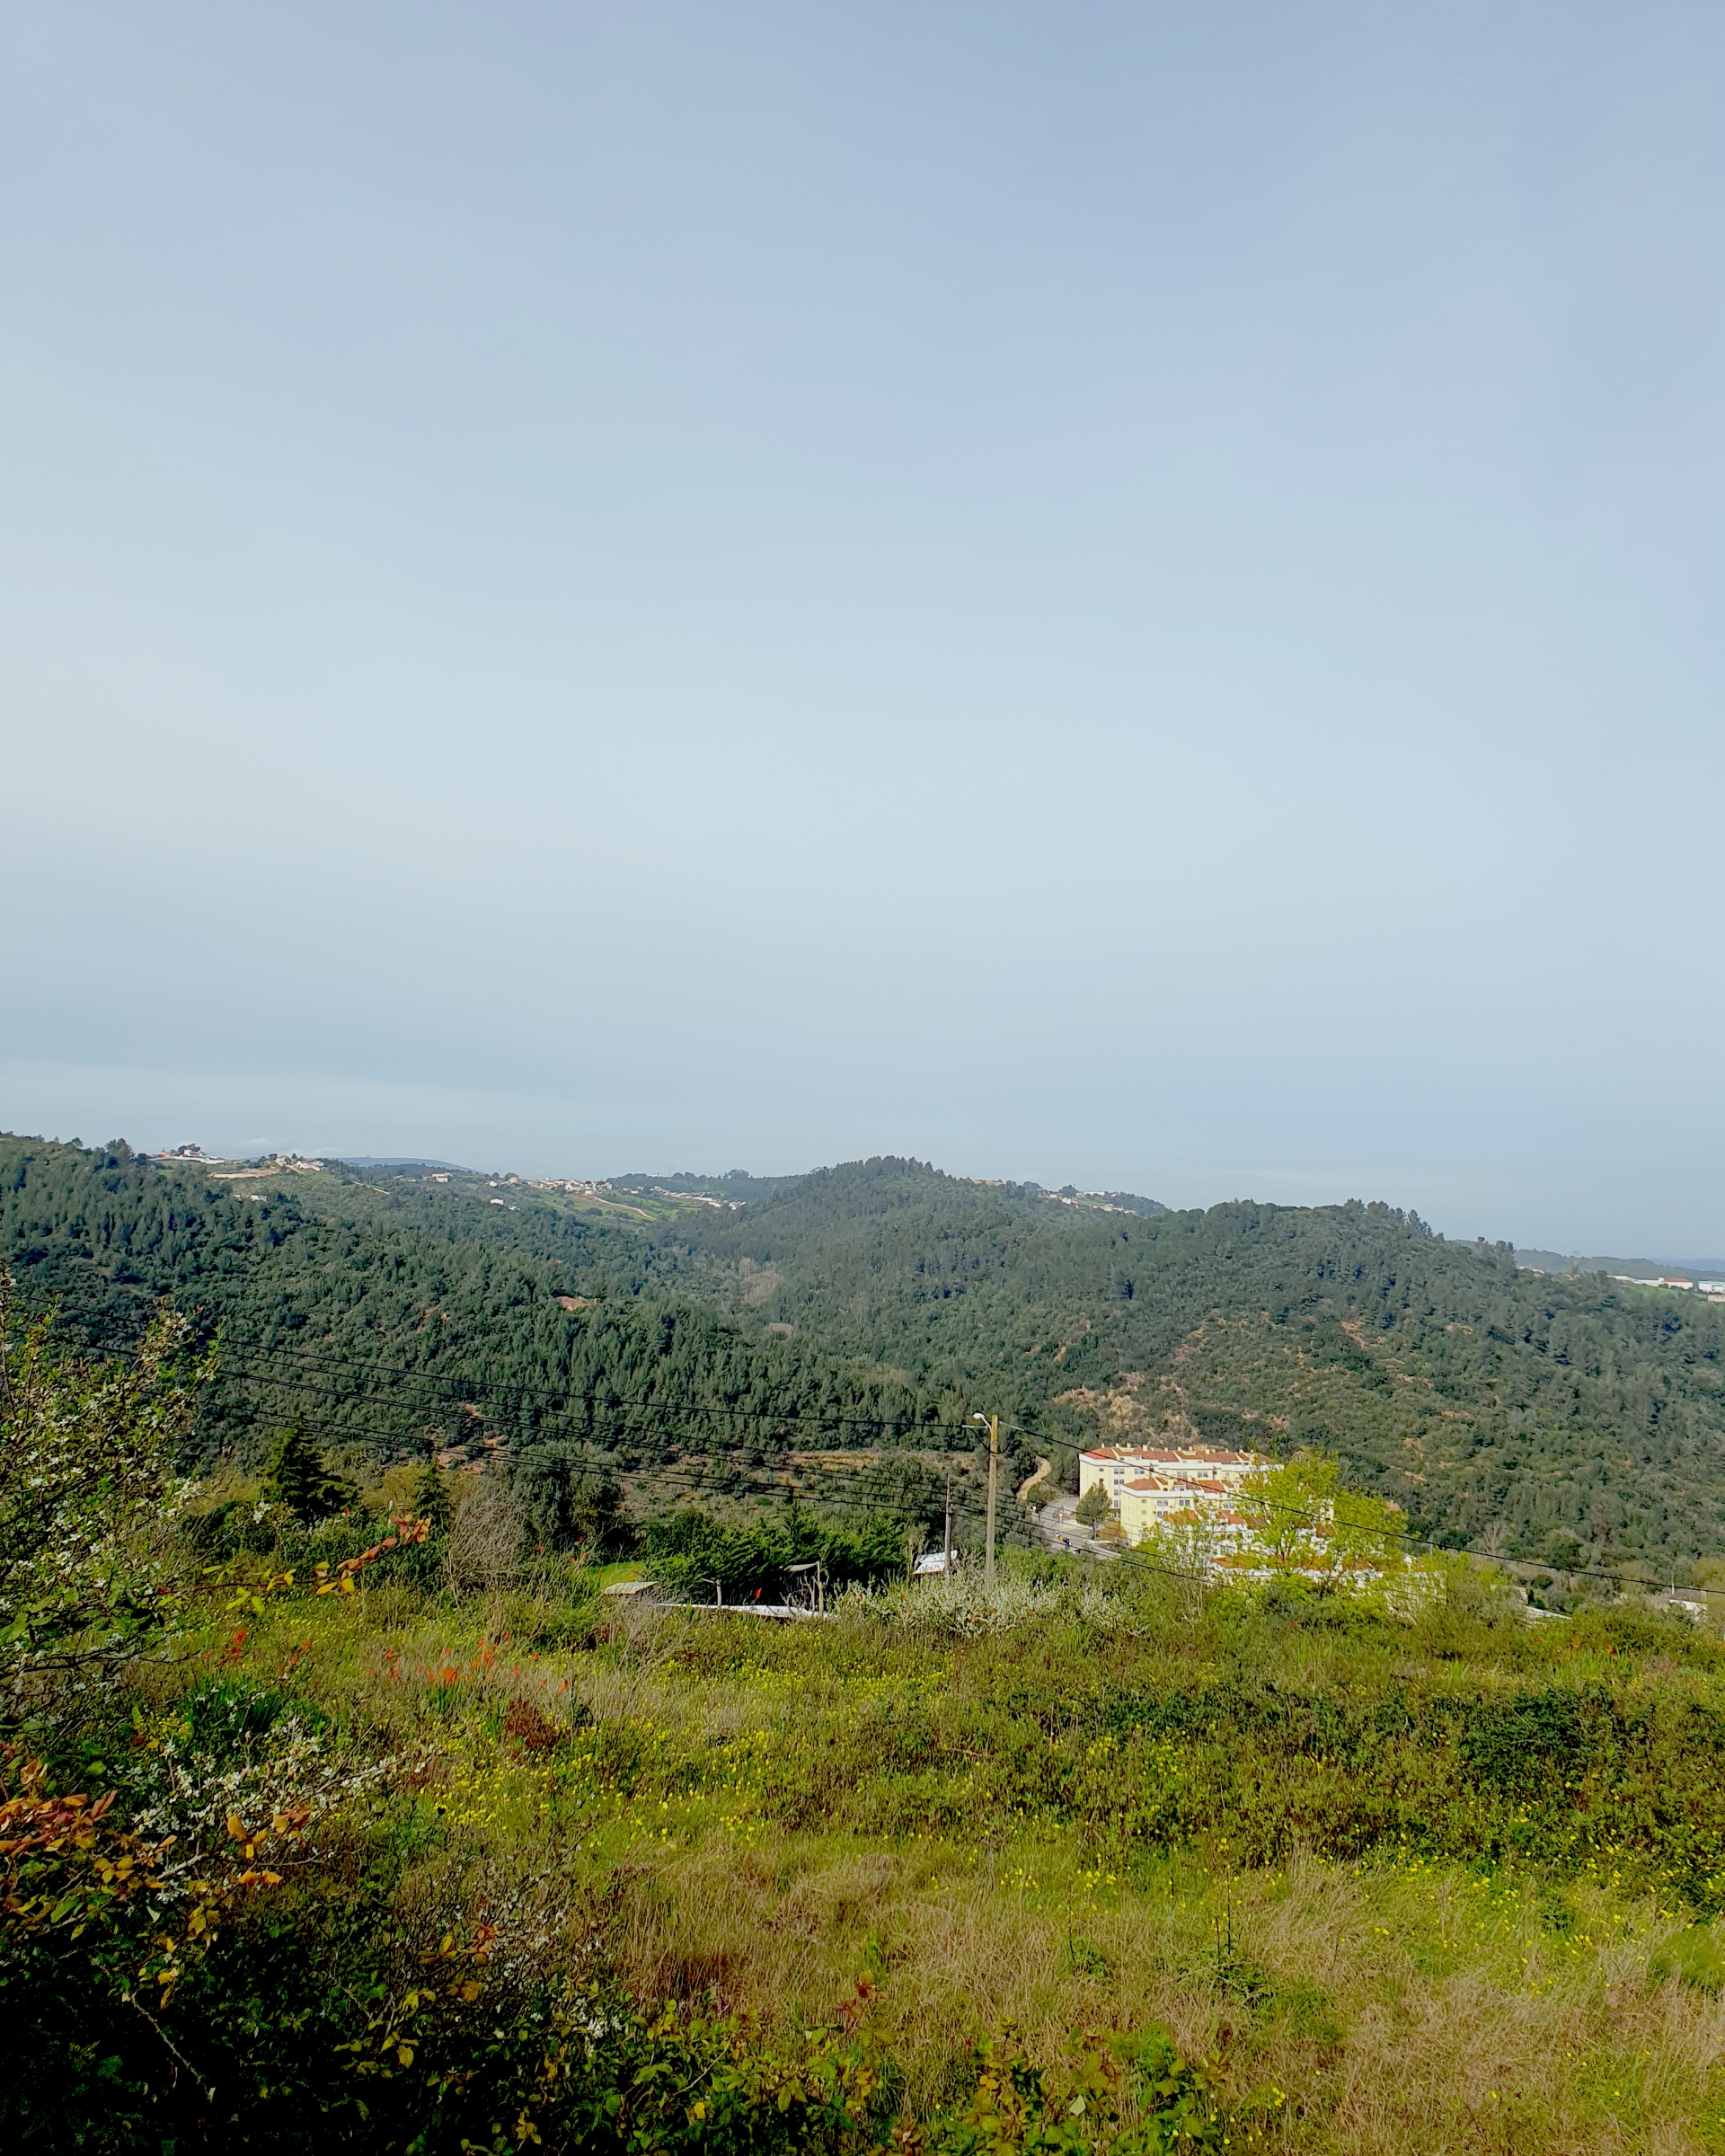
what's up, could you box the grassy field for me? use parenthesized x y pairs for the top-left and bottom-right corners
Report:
(16, 1524), (1725, 2153)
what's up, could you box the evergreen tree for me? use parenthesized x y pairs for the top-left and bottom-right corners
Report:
(411, 1453), (453, 1535)
(262, 1416), (353, 1523)
(1075, 1481), (1112, 1528)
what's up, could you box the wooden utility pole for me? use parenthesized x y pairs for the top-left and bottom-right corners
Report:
(942, 1471), (954, 1573)
(985, 1414), (1000, 1589)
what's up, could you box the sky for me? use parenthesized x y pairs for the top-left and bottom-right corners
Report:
(4, 2), (1723, 1255)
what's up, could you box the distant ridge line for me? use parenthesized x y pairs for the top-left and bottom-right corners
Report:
(336, 1155), (470, 1171)
(1512, 1247), (1725, 1280)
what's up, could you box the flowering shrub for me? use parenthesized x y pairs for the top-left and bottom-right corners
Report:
(313, 1513), (430, 1595)
(125, 1681), (396, 1872)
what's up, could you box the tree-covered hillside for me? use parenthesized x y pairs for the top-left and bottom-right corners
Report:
(652, 1160), (1725, 1567)
(6, 1135), (1724, 1568)
(0, 1139), (952, 1479)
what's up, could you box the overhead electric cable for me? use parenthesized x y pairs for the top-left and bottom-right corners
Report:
(28, 1304), (1717, 1604)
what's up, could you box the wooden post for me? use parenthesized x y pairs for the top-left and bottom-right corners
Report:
(986, 1415), (999, 1589)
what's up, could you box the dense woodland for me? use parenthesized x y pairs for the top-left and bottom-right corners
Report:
(4, 1134), (1723, 1568)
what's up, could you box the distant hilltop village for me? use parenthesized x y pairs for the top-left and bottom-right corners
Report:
(152, 1145), (324, 1178)
(143, 1151), (1159, 1224)
(523, 1179), (745, 1209)
(1608, 1273), (1725, 1300)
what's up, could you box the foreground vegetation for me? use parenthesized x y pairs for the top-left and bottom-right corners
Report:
(8, 1294), (1725, 2150)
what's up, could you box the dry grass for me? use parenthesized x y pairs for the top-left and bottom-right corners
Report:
(606, 1832), (1725, 2151)
(218, 1580), (1725, 2153)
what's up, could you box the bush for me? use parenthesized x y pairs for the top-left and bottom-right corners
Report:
(645, 1506), (904, 1601)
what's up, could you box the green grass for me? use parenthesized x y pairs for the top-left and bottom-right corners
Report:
(15, 1546), (1725, 2151)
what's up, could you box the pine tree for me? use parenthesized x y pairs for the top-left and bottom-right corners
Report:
(411, 1453), (453, 1535)
(1075, 1481), (1112, 1529)
(262, 1416), (353, 1523)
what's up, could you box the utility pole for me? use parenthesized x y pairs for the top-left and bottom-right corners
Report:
(969, 1412), (1002, 1586)
(985, 1415), (999, 1589)
(942, 1471), (954, 1574)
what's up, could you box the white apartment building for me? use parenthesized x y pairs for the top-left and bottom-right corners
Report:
(1077, 1444), (1265, 1505)
(1079, 1445), (1189, 1505)
(1076, 1445), (1270, 1551)
(1119, 1479), (1267, 1553)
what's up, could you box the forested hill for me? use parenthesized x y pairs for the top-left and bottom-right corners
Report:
(5, 1135), (1725, 1568)
(651, 1159), (1725, 1567)
(0, 1137), (956, 1475)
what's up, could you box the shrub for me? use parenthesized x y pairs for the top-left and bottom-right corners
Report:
(0, 1268), (200, 1697)
(646, 1506), (903, 1601)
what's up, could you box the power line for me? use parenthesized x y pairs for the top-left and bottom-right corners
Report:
(590, 1460), (1303, 1596)
(139, 1354), (983, 1503)
(186, 1334), (962, 1438)
(170, 1371), (1397, 1602)
(126, 1349), (1123, 1576)
(104, 1321), (1722, 1595)
(29, 1310), (1719, 1606)
(24, 1294), (1039, 1440)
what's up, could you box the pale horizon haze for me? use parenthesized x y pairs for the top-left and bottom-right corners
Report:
(4, 3), (1723, 1255)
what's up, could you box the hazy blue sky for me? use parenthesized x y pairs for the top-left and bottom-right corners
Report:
(4, 2), (1722, 1252)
